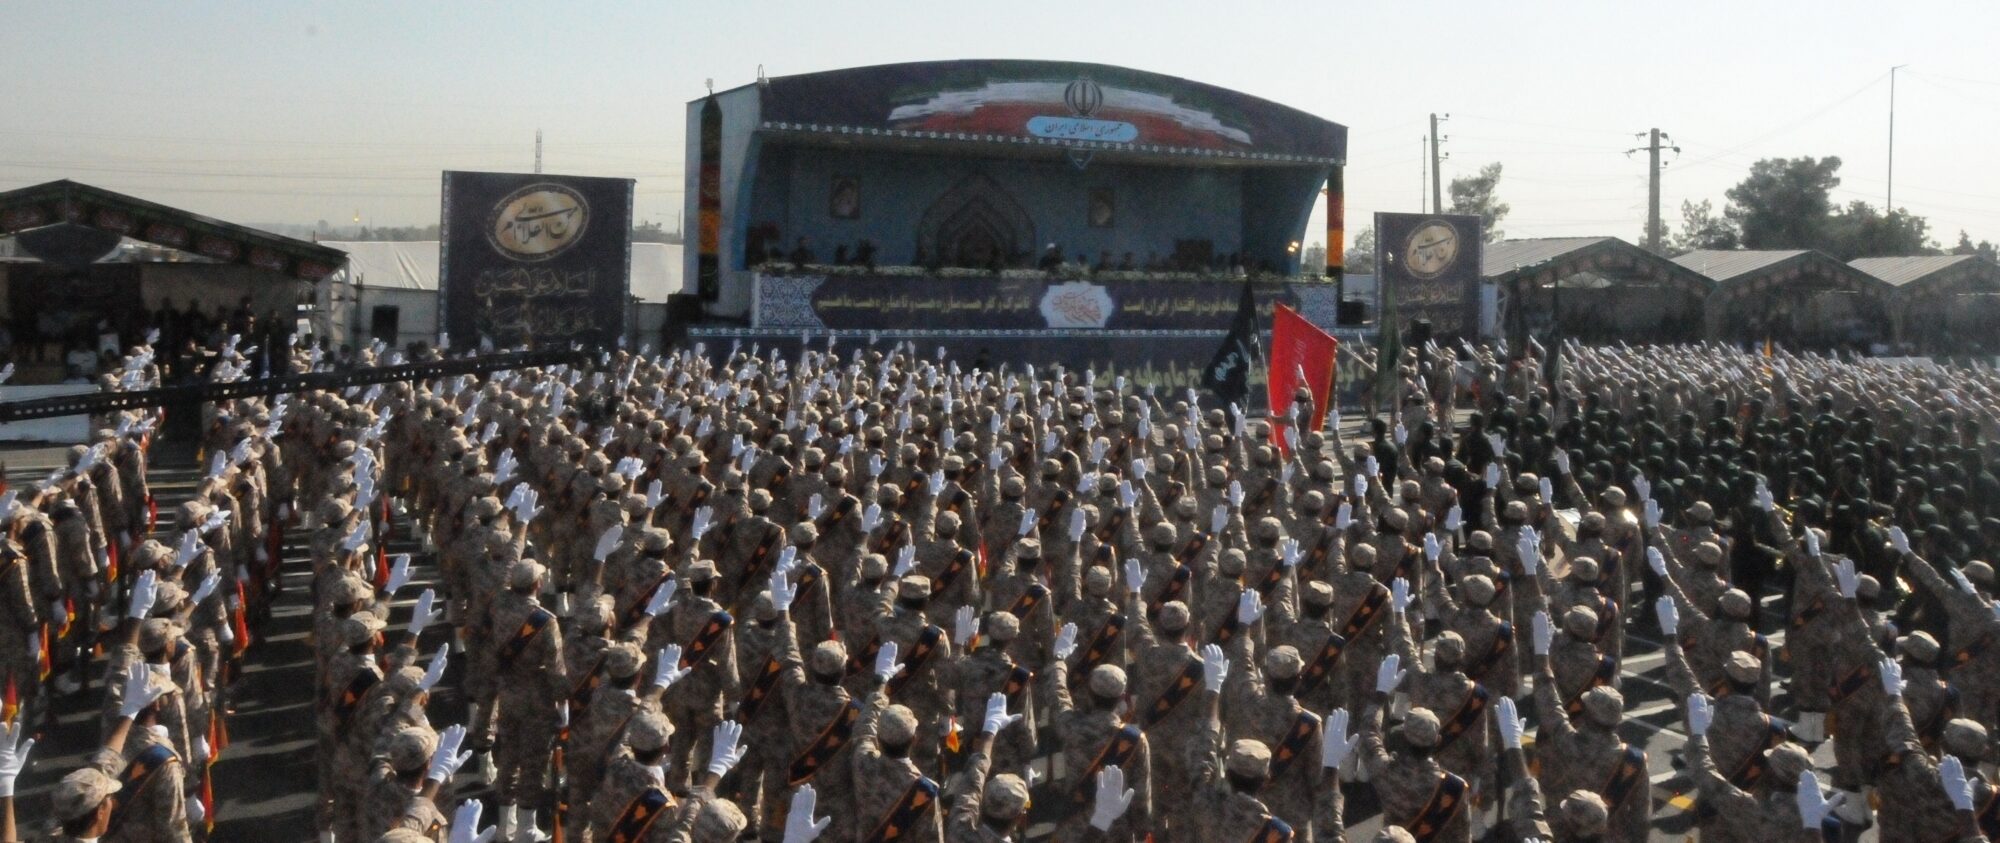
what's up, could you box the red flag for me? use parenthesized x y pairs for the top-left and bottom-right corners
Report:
(147, 494), (158, 533)
(2, 672), (16, 723)
(105, 541), (119, 585)
(231, 582), (253, 656)
(1265, 303), (1339, 455)
(35, 624), (51, 682)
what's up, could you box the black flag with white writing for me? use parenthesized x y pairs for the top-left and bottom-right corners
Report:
(1202, 278), (1260, 405)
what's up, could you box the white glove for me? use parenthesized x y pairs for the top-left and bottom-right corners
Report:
(1201, 643), (1228, 693)
(769, 570), (797, 613)
(1655, 597), (1679, 636)
(1941, 754), (1976, 812)
(1210, 505), (1229, 536)
(419, 648), (448, 692)
(1018, 509), (1038, 538)
(1880, 657), (1905, 697)
(783, 785), (833, 843)
(954, 606), (978, 647)
(594, 526), (624, 563)
(128, 569), (158, 620)
(1633, 474), (1651, 503)
(1487, 433), (1506, 457)
(928, 471), (946, 497)
(1393, 423), (1407, 446)
(449, 800), (497, 843)
(1484, 463), (1502, 488)
(1130, 458), (1148, 481)
(1517, 534), (1540, 577)
(1646, 547), (1667, 578)
(1320, 708), (1356, 769)
(1687, 692), (1713, 736)
(1890, 526), (1912, 555)
(411, 588), (443, 637)
(1335, 503), (1352, 531)
(1495, 696), (1525, 749)
(859, 503), (882, 534)
(1053, 622), (1078, 661)
(1538, 477), (1555, 506)
(187, 795), (205, 826)
(1554, 450), (1571, 476)
(1531, 610), (1553, 656)
(1121, 481), (1140, 510)
(190, 572), (220, 606)
(644, 578), (678, 618)
(1089, 764), (1136, 831)
(894, 544), (917, 578)
(874, 641), (903, 683)
(1444, 505), (1462, 532)
(1069, 508), (1087, 543)
(1351, 474), (1368, 498)
(1122, 558), (1144, 595)
(1796, 769), (1841, 829)
(706, 720), (748, 779)
(1835, 559), (1859, 598)
(1374, 653), (1406, 695)
(982, 692), (1023, 735)
(646, 480), (665, 510)
(806, 493), (825, 520)
(381, 553), (413, 597)
(1236, 591), (1264, 626)
(1391, 578), (1411, 613)
(1804, 529), (1821, 559)
(691, 505), (714, 541)
(1643, 499), (1661, 528)
(654, 646), (691, 689)
(428, 723), (471, 783)
(1755, 483), (1775, 513)
(1280, 537), (1300, 569)
(0, 720), (34, 798)
(1423, 533), (1441, 562)
(1363, 455), (1379, 478)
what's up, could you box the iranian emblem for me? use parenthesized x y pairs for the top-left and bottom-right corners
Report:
(487, 182), (590, 262)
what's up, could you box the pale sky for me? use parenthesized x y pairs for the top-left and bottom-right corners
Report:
(5, 1), (1997, 250)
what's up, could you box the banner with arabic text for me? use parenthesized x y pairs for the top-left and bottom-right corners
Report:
(439, 170), (634, 348)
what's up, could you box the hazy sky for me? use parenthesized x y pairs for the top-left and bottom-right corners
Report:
(6, 1), (1997, 250)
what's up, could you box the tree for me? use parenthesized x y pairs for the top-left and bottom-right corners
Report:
(1666, 199), (1739, 254)
(1446, 162), (1509, 242)
(1342, 227), (1377, 272)
(1952, 230), (1998, 261)
(1819, 201), (1935, 260)
(1724, 156), (1842, 249)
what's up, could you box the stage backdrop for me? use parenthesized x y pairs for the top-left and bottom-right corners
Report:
(439, 171), (633, 348)
(1374, 212), (1482, 338)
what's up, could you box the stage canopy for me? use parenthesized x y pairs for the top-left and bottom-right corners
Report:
(752, 59), (1347, 166)
(0, 180), (346, 282)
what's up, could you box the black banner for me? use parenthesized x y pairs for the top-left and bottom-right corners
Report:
(440, 171), (634, 349)
(758, 273), (1298, 332)
(1375, 212), (1482, 339)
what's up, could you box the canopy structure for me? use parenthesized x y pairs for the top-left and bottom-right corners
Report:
(0, 180), (345, 281)
(1486, 237), (1716, 342)
(1673, 249), (1895, 346)
(1852, 255), (2000, 352)
(753, 59), (1347, 166)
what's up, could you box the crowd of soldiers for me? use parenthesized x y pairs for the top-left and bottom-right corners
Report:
(6, 332), (2000, 842)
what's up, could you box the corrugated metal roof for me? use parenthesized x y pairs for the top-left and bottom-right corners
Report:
(1670, 249), (1809, 284)
(323, 240), (685, 301)
(1481, 237), (1613, 277)
(1849, 255), (1974, 286)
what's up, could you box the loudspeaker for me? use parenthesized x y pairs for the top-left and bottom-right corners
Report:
(1337, 299), (1365, 326)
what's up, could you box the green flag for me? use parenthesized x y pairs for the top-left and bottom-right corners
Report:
(1375, 279), (1401, 407)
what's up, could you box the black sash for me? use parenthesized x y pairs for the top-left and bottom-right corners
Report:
(1096, 506), (1128, 543)
(678, 611), (734, 670)
(885, 625), (945, 697)
(1436, 685), (1490, 750)
(621, 574), (674, 629)
(108, 743), (178, 832)
(1067, 725), (1143, 810)
(603, 786), (673, 843)
(1563, 655), (1619, 718)
(1004, 583), (1048, 620)
(861, 776), (940, 843)
(1141, 656), (1204, 729)
(1600, 744), (1647, 808)
(1297, 629), (1350, 696)
(336, 667), (381, 725)
(1727, 716), (1787, 790)
(1246, 816), (1295, 843)
(1402, 772), (1468, 843)
(1078, 615), (1126, 673)
(1148, 564), (1194, 618)
(788, 700), (862, 785)
(1266, 710), (1321, 782)
(1464, 622), (1513, 679)
(934, 548), (974, 595)
(737, 656), (784, 720)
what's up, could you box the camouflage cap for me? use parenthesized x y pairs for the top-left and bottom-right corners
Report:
(1255, 517), (1283, 539)
(879, 705), (919, 745)
(1556, 791), (1609, 836)
(808, 641), (847, 677)
(1432, 632), (1465, 667)
(1156, 601), (1190, 632)
(1898, 631), (1941, 662)
(138, 617), (183, 654)
(1560, 605), (1599, 637)
(692, 797), (748, 840)
(1015, 539), (1041, 560)
(507, 559), (547, 590)
(1945, 718), (1989, 758)
(1302, 580), (1335, 608)
(749, 489), (773, 510)
(1400, 708), (1442, 748)
(627, 710), (674, 752)
(1084, 566), (1114, 597)
(1225, 739), (1272, 778)
(1461, 575), (1497, 606)
(1723, 650), (1763, 683)
(386, 725), (439, 773)
(1088, 665), (1127, 697)
(896, 575), (932, 601)
(985, 611), (1020, 643)
(684, 559), (717, 582)
(860, 555), (889, 580)
(1372, 829), (1417, 843)
(603, 642), (645, 679)
(1263, 645), (1303, 680)
(1502, 501), (1529, 522)
(340, 612), (387, 647)
(983, 773), (1031, 821)
(1581, 687), (1623, 727)
(1762, 742), (1812, 784)
(1148, 523), (1178, 545)
(52, 766), (122, 822)
(935, 510), (960, 533)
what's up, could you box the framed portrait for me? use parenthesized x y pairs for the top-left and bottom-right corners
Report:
(1088, 188), (1115, 228)
(830, 177), (860, 219)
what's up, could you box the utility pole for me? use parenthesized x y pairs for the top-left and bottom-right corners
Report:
(1420, 136), (1428, 212)
(1429, 113), (1448, 214)
(1628, 128), (1680, 252)
(534, 129), (543, 174)
(1888, 64), (1907, 210)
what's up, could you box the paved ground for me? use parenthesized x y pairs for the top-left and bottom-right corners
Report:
(0, 437), (1855, 841)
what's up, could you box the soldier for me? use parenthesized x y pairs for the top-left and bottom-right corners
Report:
(1124, 599), (1205, 842)
(1873, 658), (1987, 843)
(652, 559), (738, 791)
(1531, 632), (1651, 842)
(849, 641), (943, 843)
(1357, 654), (1471, 843)
(1683, 693), (1823, 843)
(359, 724), (465, 841)
(488, 559), (567, 841)
(47, 664), (190, 843)
(1219, 630), (1341, 842)
(766, 570), (865, 843)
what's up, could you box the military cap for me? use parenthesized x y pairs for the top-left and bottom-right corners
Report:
(1467, 530), (1494, 551)
(1225, 739), (1272, 778)
(640, 529), (673, 554)
(1569, 556), (1601, 583)
(1349, 543), (1378, 567)
(507, 559), (547, 590)
(751, 592), (778, 621)
(1217, 548), (1246, 576)
(1717, 589), (1752, 619)
(1383, 508), (1409, 531)
(1157, 601), (1190, 631)
(1001, 476), (1026, 497)
(1256, 517), (1283, 539)
(1944, 718), (1989, 759)
(790, 522), (819, 544)
(692, 798), (748, 840)
(985, 611), (1020, 643)
(1966, 560), (1995, 587)
(578, 595), (615, 633)
(983, 774), (1031, 821)
(1302, 580), (1336, 608)
(1461, 575), (1498, 606)
(1502, 501), (1529, 522)
(860, 555), (889, 580)
(1694, 542), (1724, 566)
(149, 581), (187, 615)
(1762, 742), (1812, 783)
(468, 497), (503, 520)
(604, 642), (645, 679)
(1373, 827), (1417, 843)
(627, 710), (674, 751)
(138, 617), (183, 654)
(341, 613), (387, 647)
(879, 705), (919, 745)
(1084, 566), (1114, 596)
(384, 666), (426, 697)
(1561, 606), (1599, 638)
(809, 641), (848, 677)
(936, 511), (961, 533)
(1581, 687), (1623, 727)
(1088, 665), (1128, 697)
(1433, 632), (1465, 667)
(1148, 523), (1178, 546)
(1723, 650), (1762, 683)
(897, 575), (932, 601)
(941, 455), (966, 473)
(748, 489), (773, 510)
(1263, 646), (1303, 680)
(1898, 631), (1941, 662)
(386, 726), (439, 773)
(1687, 501), (1715, 522)
(1556, 791), (1609, 835)
(1015, 539), (1041, 560)
(52, 767), (122, 822)
(1401, 708), (1442, 748)
(685, 559), (717, 582)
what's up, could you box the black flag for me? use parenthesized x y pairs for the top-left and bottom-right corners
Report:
(1202, 278), (1260, 405)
